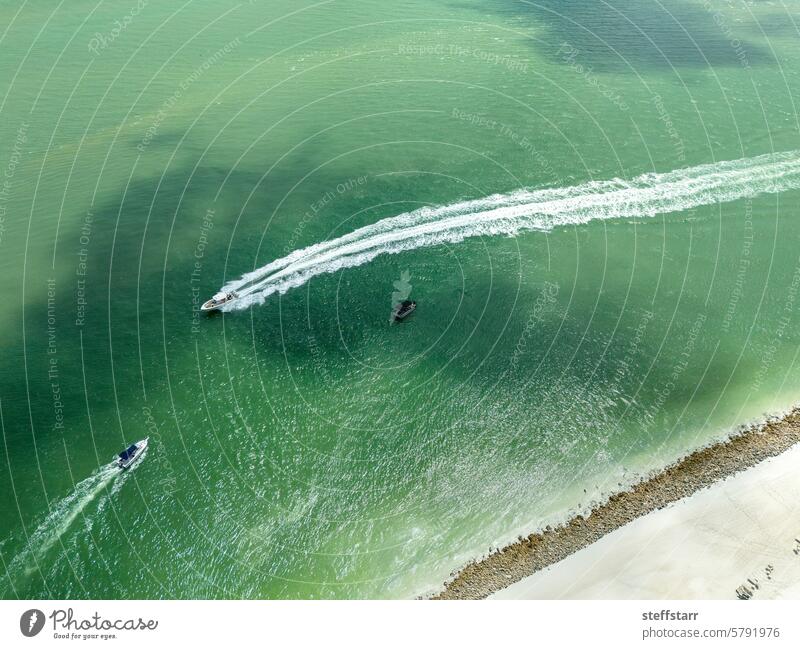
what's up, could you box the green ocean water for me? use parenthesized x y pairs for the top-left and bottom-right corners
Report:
(1, 0), (800, 598)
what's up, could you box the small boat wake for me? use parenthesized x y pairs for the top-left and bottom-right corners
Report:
(216, 150), (800, 311)
(1, 450), (146, 592)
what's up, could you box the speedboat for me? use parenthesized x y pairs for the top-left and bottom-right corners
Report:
(393, 300), (417, 321)
(117, 438), (148, 470)
(201, 291), (238, 312)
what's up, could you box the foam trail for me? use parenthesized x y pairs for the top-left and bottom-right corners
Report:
(1, 462), (121, 588)
(220, 151), (800, 311)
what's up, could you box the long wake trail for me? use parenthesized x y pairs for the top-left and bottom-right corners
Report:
(1, 457), (142, 593)
(220, 151), (800, 310)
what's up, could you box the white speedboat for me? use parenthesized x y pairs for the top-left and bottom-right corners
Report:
(117, 438), (148, 470)
(201, 291), (238, 311)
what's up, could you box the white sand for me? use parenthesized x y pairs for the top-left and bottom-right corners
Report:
(491, 444), (800, 599)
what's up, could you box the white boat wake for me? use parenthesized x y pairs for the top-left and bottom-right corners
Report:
(219, 151), (800, 311)
(1, 454), (145, 592)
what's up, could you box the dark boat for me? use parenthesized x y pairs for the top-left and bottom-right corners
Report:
(393, 300), (417, 321)
(117, 438), (148, 470)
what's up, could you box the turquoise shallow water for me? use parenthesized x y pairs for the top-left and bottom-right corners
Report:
(2, 0), (800, 598)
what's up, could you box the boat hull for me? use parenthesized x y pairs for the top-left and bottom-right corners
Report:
(200, 292), (238, 312)
(393, 300), (417, 321)
(118, 438), (148, 470)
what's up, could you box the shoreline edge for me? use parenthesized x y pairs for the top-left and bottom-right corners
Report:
(431, 408), (800, 600)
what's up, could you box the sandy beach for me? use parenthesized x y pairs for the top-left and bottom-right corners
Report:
(434, 410), (800, 599)
(491, 443), (800, 599)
